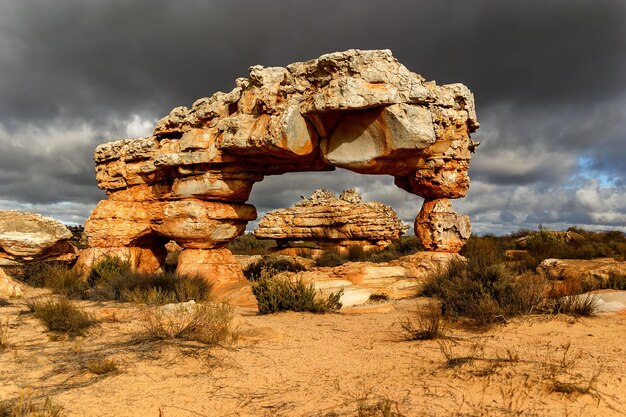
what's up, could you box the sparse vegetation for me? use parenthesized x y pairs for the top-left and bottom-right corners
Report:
(401, 301), (447, 340)
(28, 298), (96, 336)
(356, 396), (405, 417)
(422, 259), (545, 326)
(243, 256), (306, 281)
(138, 302), (236, 345)
(228, 233), (277, 255)
(92, 270), (213, 305)
(252, 269), (343, 314)
(0, 390), (63, 417)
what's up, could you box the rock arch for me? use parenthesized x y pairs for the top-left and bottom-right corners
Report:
(77, 49), (479, 307)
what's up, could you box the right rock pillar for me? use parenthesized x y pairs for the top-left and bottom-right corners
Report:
(415, 198), (471, 253)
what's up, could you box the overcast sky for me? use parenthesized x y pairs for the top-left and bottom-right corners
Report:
(0, 0), (624, 235)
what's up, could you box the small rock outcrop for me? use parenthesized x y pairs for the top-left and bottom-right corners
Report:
(0, 210), (78, 263)
(272, 252), (464, 308)
(254, 189), (408, 254)
(79, 49), (479, 306)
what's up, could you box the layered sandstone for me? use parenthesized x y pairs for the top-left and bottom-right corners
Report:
(81, 49), (479, 306)
(0, 210), (78, 263)
(254, 189), (408, 254)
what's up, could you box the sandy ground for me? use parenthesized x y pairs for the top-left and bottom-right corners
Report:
(1, 288), (625, 417)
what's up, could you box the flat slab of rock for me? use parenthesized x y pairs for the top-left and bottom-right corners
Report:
(0, 210), (77, 261)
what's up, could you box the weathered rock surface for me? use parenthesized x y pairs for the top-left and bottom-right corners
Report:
(415, 199), (470, 252)
(0, 267), (23, 298)
(254, 188), (408, 253)
(176, 249), (257, 308)
(537, 258), (626, 286)
(0, 210), (78, 262)
(80, 49), (479, 306)
(275, 251), (463, 308)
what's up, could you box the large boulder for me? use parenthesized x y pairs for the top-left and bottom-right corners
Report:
(0, 210), (78, 262)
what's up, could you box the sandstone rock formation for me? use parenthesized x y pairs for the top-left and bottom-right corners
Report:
(414, 199), (471, 252)
(0, 267), (23, 298)
(0, 210), (78, 263)
(537, 258), (625, 287)
(254, 188), (408, 255)
(80, 49), (479, 306)
(271, 252), (464, 308)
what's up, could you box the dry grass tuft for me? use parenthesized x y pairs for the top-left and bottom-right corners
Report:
(86, 358), (119, 375)
(137, 302), (237, 345)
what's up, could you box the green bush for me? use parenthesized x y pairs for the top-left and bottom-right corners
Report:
(93, 271), (212, 305)
(244, 256), (306, 281)
(252, 270), (343, 314)
(88, 256), (131, 286)
(29, 298), (96, 336)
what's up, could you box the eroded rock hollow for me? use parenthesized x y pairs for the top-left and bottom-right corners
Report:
(81, 49), (479, 306)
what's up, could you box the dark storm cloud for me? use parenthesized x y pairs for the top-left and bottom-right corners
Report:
(0, 0), (624, 231)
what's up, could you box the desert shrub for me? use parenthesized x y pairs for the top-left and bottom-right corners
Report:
(423, 260), (545, 326)
(0, 390), (63, 417)
(92, 271), (212, 305)
(138, 302), (236, 345)
(244, 256), (306, 281)
(88, 256), (131, 286)
(29, 298), (96, 336)
(86, 358), (119, 375)
(28, 263), (87, 299)
(392, 235), (424, 254)
(252, 270), (343, 314)
(402, 301), (447, 340)
(228, 233), (276, 255)
(315, 250), (345, 267)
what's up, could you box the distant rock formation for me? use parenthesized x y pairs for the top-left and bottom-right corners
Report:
(254, 188), (409, 255)
(79, 49), (479, 306)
